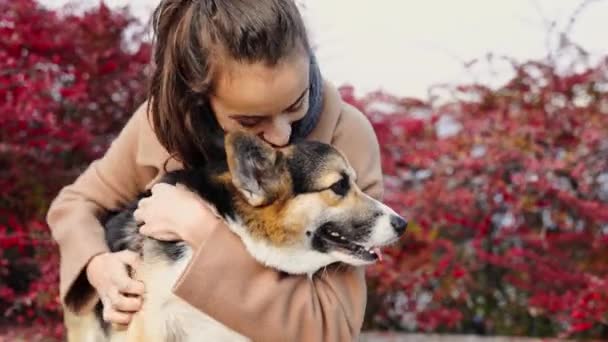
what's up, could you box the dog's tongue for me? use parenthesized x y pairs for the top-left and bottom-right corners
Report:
(373, 248), (383, 262)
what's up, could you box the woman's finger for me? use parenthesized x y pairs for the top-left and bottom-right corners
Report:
(110, 292), (143, 312)
(138, 196), (153, 207)
(120, 278), (146, 296)
(116, 250), (141, 269)
(139, 225), (180, 241)
(133, 208), (145, 225)
(150, 183), (172, 195)
(155, 232), (181, 241)
(102, 306), (133, 325)
(138, 224), (153, 237)
(109, 269), (145, 296)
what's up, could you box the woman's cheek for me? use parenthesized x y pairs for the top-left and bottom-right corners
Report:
(290, 106), (309, 123)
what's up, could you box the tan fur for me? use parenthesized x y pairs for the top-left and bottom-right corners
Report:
(319, 189), (342, 207)
(218, 170), (300, 246)
(316, 152), (354, 182)
(125, 315), (147, 342)
(214, 172), (233, 184)
(329, 186), (368, 211)
(317, 171), (341, 189)
(280, 194), (326, 232)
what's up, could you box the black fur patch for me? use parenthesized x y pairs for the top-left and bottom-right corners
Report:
(348, 215), (377, 241)
(287, 141), (335, 194)
(102, 205), (141, 253)
(311, 222), (335, 252)
(156, 241), (187, 260)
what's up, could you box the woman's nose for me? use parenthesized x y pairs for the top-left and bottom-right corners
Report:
(261, 117), (292, 147)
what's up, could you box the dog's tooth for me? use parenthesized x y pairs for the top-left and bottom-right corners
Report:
(330, 231), (340, 237)
(340, 236), (346, 240)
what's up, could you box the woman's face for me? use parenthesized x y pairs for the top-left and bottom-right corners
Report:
(210, 53), (311, 148)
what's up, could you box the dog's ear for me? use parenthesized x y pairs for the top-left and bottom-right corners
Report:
(225, 132), (282, 207)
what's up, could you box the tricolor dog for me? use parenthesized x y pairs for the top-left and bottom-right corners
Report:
(65, 131), (407, 341)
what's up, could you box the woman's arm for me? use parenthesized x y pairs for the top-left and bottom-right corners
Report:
(170, 104), (384, 341)
(46, 102), (156, 312)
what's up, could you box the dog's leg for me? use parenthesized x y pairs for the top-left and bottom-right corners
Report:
(64, 308), (107, 342)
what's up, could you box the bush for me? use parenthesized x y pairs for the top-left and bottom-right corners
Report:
(0, 0), (150, 337)
(347, 53), (608, 338)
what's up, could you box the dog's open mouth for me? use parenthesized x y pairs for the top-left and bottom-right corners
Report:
(314, 223), (383, 262)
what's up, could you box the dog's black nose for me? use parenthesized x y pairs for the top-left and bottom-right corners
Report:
(390, 215), (407, 235)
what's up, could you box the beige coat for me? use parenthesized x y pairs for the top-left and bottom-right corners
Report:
(46, 81), (384, 341)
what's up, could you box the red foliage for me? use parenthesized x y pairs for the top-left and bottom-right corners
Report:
(347, 54), (608, 337)
(0, 0), (150, 337)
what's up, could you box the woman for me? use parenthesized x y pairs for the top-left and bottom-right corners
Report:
(47, 0), (384, 340)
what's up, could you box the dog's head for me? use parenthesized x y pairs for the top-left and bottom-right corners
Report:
(224, 131), (407, 268)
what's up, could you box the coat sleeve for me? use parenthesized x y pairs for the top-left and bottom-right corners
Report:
(46, 102), (157, 312)
(172, 103), (384, 342)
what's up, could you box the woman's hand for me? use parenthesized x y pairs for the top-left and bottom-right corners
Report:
(86, 250), (145, 326)
(133, 183), (221, 248)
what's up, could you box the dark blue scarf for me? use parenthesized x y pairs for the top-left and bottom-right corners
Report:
(290, 53), (323, 141)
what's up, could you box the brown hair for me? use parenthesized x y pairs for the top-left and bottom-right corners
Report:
(147, 0), (311, 169)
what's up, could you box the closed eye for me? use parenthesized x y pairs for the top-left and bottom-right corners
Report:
(235, 116), (265, 128)
(285, 94), (307, 113)
(284, 88), (309, 113)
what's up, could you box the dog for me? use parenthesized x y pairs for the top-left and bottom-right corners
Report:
(65, 131), (407, 342)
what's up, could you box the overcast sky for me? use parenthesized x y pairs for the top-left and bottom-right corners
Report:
(41, 0), (608, 99)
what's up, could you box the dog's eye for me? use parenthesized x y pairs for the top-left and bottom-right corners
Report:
(330, 176), (350, 196)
